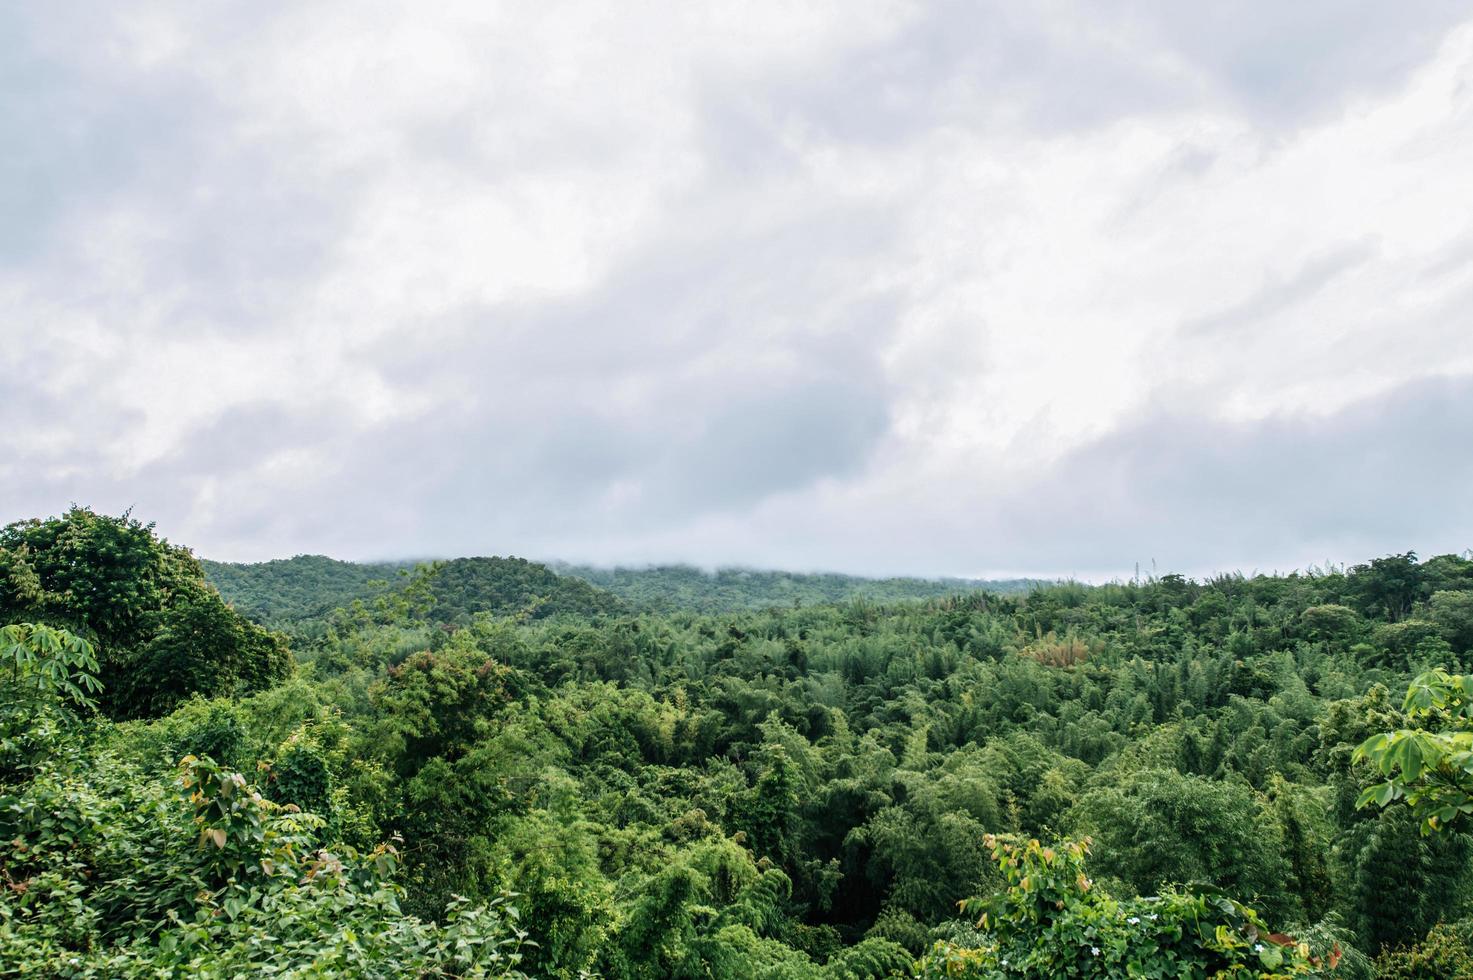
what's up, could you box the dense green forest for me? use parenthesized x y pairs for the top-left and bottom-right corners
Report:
(7, 508), (1473, 977)
(201, 555), (1036, 624)
(201, 555), (631, 629)
(200, 555), (406, 627)
(549, 565), (1039, 615)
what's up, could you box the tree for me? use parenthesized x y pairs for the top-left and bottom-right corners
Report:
(1, 750), (533, 977)
(1355, 669), (1473, 833)
(915, 835), (1318, 978)
(740, 742), (802, 867)
(1373, 923), (1473, 979)
(0, 622), (100, 781)
(0, 508), (290, 717)
(1299, 604), (1363, 643)
(1071, 768), (1295, 921)
(1348, 552), (1424, 622)
(485, 806), (616, 978)
(1339, 805), (1473, 953)
(368, 631), (514, 774)
(1430, 590), (1473, 654)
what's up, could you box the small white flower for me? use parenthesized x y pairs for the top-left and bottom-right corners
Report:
(1091, 946), (1101, 956)
(1254, 943), (1264, 953)
(1147, 913), (1158, 921)
(1127, 916), (1140, 925)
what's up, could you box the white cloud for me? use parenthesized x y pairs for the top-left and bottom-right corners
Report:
(2, 1), (1472, 577)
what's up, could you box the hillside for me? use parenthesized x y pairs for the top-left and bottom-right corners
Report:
(205, 554), (627, 627)
(19, 511), (1473, 976)
(419, 556), (627, 622)
(206, 554), (1031, 624)
(201, 554), (404, 624)
(551, 563), (1040, 613)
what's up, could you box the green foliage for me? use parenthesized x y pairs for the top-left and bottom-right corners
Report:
(0, 623), (101, 710)
(369, 633), (514, 772)
(822, 936), (912, 978)
(12, 518), (1473, 975)
(1072, 768), (1294, 920)
(0, 728), (532, 977)
(1336, 798), (1473, 953)
(1349, 552), (1425, 622)
(0, 623), (100, 782)
(267, 733), (335, 820)
(200, 554), (402, 626)
(1355, 668), (1473, 832)
(1372, 923), (1473, 980)
(558, 562), (1038, 613)
(390, 557), (627, 626)
(916, 835), (1317, 978)
(478, 803), (616, 978)
(1299, 604), (1363, 643)
(1430, 589), (1473, 654)
(0, 509), (290, 718)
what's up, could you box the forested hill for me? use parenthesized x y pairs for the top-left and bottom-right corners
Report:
(204, 553), (1036, 624)
(418, 556), (627, 622)
(203, 554), (626, 625)
(200, 555), (404, 624)
(550, 563), (1040, 613)
(18, 509), (1473, 976)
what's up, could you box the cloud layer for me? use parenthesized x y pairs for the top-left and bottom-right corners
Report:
(4, 2), (1472, 579)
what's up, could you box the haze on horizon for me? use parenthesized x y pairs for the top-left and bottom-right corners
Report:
(4, 2), (1473, 581)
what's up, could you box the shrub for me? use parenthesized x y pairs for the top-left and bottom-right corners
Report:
(915, 835), (1319, 978)
(1372, 923), (1473, 980)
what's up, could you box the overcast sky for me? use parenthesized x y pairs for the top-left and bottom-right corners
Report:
(4, 2), (1473, 580)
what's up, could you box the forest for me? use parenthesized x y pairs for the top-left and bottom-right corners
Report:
(5, 506), (1473, 977)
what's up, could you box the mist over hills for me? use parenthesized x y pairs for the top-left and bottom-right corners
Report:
(201, 553), (1042, 626)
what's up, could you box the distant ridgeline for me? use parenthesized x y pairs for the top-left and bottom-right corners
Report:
(551, 562), (1042, 613)
(203, 553), (1039, 626)
(202, 555), (626, 626)
(200, 555), (406, 624)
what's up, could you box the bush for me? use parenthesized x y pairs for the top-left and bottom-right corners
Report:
(1373, 923), (1473, 980)
(915, 835), (1318, 979)
(0, 747), (532, 978)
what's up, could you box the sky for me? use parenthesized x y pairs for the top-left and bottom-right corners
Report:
(3, 1), (1473, 580)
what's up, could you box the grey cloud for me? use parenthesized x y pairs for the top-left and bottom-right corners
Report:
(371, 195), (902, 384)
(1420, 227), (1473, 282)
(0, 373), (142, 521)
(110, 403), (374, 558)
(729, 374), (1473, 580)
(150, 404), (344, 481)
(94, 196), (904, 560)
(147, 351), (892, 562)
(1135, 1), (1469, 125)
(0, 4), (354, 335)
(1183, 239), (1379, 337)
(979, 373), (1473, 576)
(740, 0), (1187, 146)
(357, 197), (904, 524)
(3, 2), (1472, 576)
(733, 1), (1470, 151)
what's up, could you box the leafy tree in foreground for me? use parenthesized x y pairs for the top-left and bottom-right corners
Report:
(0, 621), (531, 978)
(0, 622), (101, 781)
(1355, 668), (1473, 832)
(916, 835), (1320, 978)
(0, 508), (289, 718)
